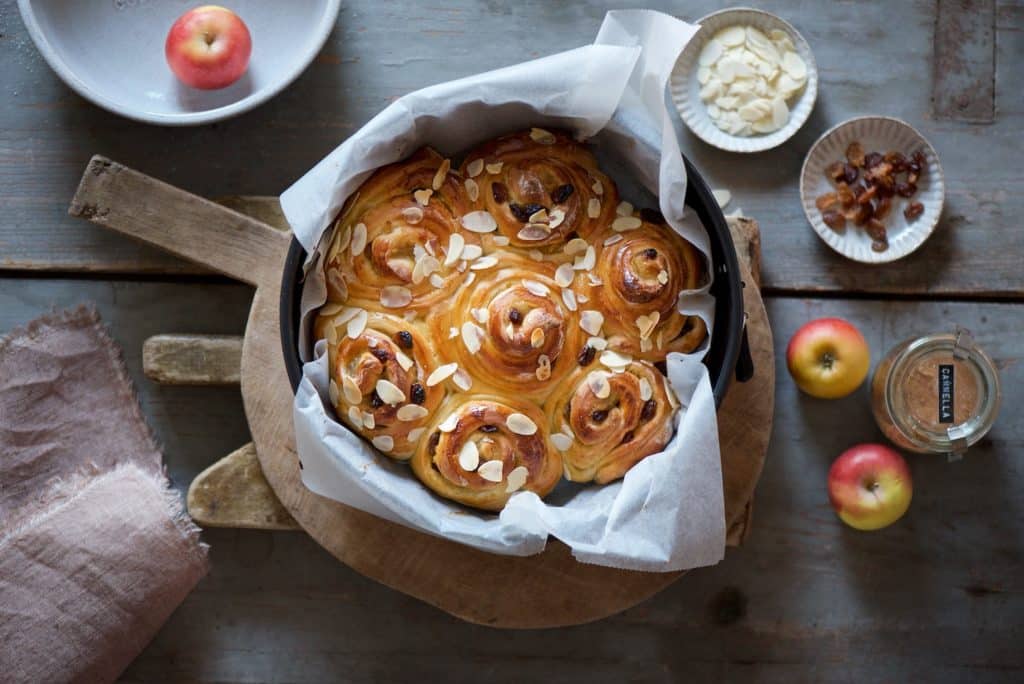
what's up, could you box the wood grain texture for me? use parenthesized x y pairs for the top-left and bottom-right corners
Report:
(933, 0), (996, 123)
(0, 0), (1021, 297)
(143, 334), (242, 385)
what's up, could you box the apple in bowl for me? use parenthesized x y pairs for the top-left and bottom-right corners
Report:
(786, 317), (870, 399)
(828, 443), (912, 531)
(166, 5), (252, 90)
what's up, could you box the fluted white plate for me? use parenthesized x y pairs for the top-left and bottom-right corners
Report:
(670, 7), (818, 153)
(800, 116), (945, 264)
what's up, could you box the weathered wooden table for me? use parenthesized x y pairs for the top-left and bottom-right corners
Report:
(1, 0), (1021, 680)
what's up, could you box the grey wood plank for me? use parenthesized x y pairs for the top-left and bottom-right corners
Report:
(0, 0), (1021, 298)
(933, 0), (996, 122)
(5, 283), (1011, 682)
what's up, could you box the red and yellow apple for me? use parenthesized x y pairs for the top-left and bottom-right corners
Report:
(165, 5), (252, 90)
(786, 317), (870, 399)
(828, 443), (912, 531)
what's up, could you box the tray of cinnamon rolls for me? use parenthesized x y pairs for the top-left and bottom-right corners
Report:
(293, 128), (742, 512)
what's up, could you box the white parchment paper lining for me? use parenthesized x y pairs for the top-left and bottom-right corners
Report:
(280, 10), (725, 572)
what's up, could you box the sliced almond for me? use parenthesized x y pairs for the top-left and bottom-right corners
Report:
(408, 427), (426, 442)
(600, 350), (632, 369)
(427, 362), (458, 386)
(587, 336), (609, 350)
(351, 223), (368, 256)
(411, 254), (440, 285)
(470, 255), (499, 270)
(564, 238), (589, 255)
(505, 465), (529, 493)
(506, 413), (538, 435)
(587, 273), (603, 286)
(517, 225), (549, 241)
(471, 307), (489, 324)
(380, 286), (413, 308)
(616, 201), (634, 216)
(345, 406), (362, 428)
(397, 404), (429, 422)
(640, 337), (653, 353)
(444, 233), (465, 266)
(342, 375), (362, 404)
(452, 368), (473, 391)
(587, 197), (601, 218)
(466, 158), (484, 178)
(484, 161), (503, 175)
(458, 441), (480, 471)
(528, 208), (549, 224)
(492, 236), (510, 246)
(429, 273), (445, 288)
(328, 223), (352, 262)
(612, 216), (642, 232)
(347, 309), (368, 338)
(477, 460), (504, 482)
(414, 189), (433, 206)
(395, 349), (414, 371)
(464, 178), (480, 202)
(602, 234), (623, 247)
(325, 323), (339, 346)
(555, 263), (575, 287)
(461, 211), (498, 233)
(577, 293), (589, 303)
(402, 206), (424, 224)
(372, 435), (394, 452)
(561, 288), (577, 312)
(438, 413), (459, 432)
(329, 379), (340, 406)
(591, 179), (604, 196)
(587, 371), (611, 399)
(657, 270), (669, 285)
(362, 411), (376, 429)
(548, 208), (566, 229)
(403, 311), (418, 322)
(579, 310), (604, 336)
(464, 272), (477, 286)
(535, 354), (552, 381)
(529, 250), (545, 261)
(529, 127), (557, 145)
(639, 377), (653, 401)
(432, 158), (451, 191)
(375, 379), (405, 405)
(530, 328), (546, 349)
(550, 433), (573, 452)
(448, 327), (459, 339)
(319, 302), (348, 317)
(461, 322), (483, 354)
(573, 245), (596, 271)
(521, 279), (550, 296)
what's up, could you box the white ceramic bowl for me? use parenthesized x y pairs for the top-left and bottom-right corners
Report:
(800, 116), (945, 264)
(18, 0), (341, 126)
(670, 7), (818, 153)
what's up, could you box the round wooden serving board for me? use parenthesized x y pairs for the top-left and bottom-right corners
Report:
(70, 156), (774, 628)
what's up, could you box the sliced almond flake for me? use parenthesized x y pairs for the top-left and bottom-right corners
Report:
(326, 324), (339, 346)
(471, 307), (489, 324)
(577, 293), (589, 303)
(412, 254), (441, 285)
(375, 379), (405, 405)
(347, 309), (368, 338)
(492, 235), (510, 246)
(397, 404), (429, 422)
(380, 286), (413, 308)
(505, 465), (529, 493)
(529, 127), (557, 145)
(573, 245), (596, 271)
(457, 260), (468, 272)
(465, 272), (477, 286)
(640, 337), (653, 353)
(319, 302), (348, 317)
(448, 326), (459, 339)
(548, 208), (566, 229)
(564, 238), (589, 255)
(413, 243), (427, 262)
(530, 328), (546, 348)
(561, 288), (577, 312)
(506, 413), (538, 435)
(639, 377), (654, 401)
(438, 413), (459, 432)
(372, 435), (394, 452)
(712, 188), (732, 208)
(550, 433), (573, 452)
(587, 371), (611, 399)
(402, 206), (424, 224)
(612, 216), (642, 232)
(529, 250), (545, 261)
(470, 255), (498, 271)
(366, 338), (378, 347)
(452, 368), (473, 391)
(342, 375), (362, 404)
(351, 223), (368, 256)
(461, 322), (483, 353)
(517, 225), (549, 241)
(587, 336), (609, 350)
(591, 179), (604, 196)
(521, 279), (550, 296)
(535, 354), (552, 381)
(554, 263), (575, 287)
(466, 158), (485, 178)
(329, 379), (340, 406)
(429, 273), (445, 288)
(427, 362), (458, 386)
(603, 234), (624, 247)
(328, 223), (352, 262)
(347, 405), (363, 427)
(587, 198), (601, 218)
(657, 269), (670, 285)
(458, 441), (480, 471)
(587, 273), (603, 286)
(528, 208), (549, 224)
(395, 350), (414, 371)
(579, 310), (604, 336)
(362, 411), (376, 429)
(560, 422), (576, 440)
(408, 427), (426, 442)
(600, 350), (633, 369)
(461, 210), (498, 233)
(464, 178), (480, 202)
(432, 158), (451, 191)
(485, 162), (504, 174)
(663, 375), (680, 409)
(656, 329), (665, 350)
(414, 189), (433, 206)
(424, 241), (436, 257)
(616, 201), (634, 216)
(477, 460), (504, 482)
(403, 311), (418, 322)
(460, 243), (482, 261)
(444, 233), (465, 266)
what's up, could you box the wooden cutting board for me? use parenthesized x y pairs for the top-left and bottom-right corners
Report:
(70, 156), (773, 628)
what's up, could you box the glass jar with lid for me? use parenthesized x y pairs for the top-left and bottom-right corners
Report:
(871, 328), (1001, 459)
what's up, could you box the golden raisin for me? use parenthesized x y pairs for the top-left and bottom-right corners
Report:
(846, 141), (866, 168)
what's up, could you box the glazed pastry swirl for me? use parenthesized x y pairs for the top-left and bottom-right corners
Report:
(544, 360), (676, 483)
(586, 213), (707, 361)
(323, 147), (475, 312)
(410, 395), (562, 511)
(458, 129), (619, 249)
(429, 253), (583, 401)
(315, 308), (445, 460)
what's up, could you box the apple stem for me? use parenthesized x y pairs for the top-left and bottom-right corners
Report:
(820, 351), (835, 370)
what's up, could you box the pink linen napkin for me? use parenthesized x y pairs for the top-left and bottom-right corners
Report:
(0, 307), (209, 683)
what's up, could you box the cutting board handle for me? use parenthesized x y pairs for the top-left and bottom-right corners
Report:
(69, 156), (291, 288)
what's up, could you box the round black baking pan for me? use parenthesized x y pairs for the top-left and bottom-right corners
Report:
(280, 155), (750, 407)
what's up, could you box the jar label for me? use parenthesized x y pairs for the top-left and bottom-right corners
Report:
(939, 364), (954, 424)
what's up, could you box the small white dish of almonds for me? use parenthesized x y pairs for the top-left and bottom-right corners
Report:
(670, 7), (818, 153)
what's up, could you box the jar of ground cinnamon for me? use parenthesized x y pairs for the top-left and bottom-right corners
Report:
(871, 328), (1000, 458)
